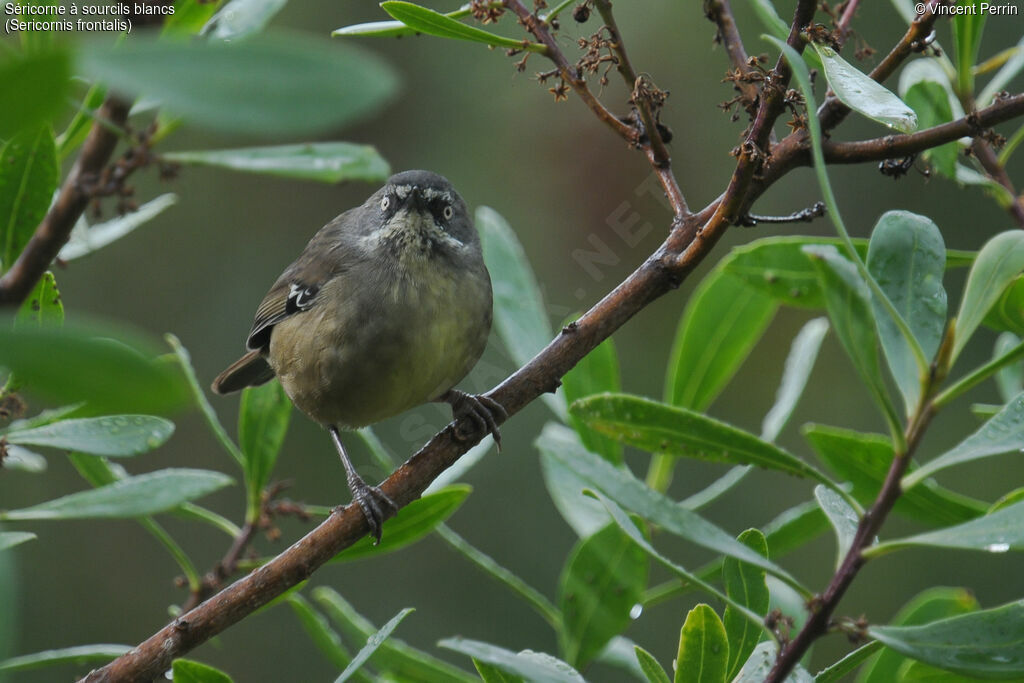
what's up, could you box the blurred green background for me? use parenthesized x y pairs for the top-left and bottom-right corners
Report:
(3, 1), (1024, 680)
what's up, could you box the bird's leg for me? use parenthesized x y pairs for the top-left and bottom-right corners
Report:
(328, 426), (397, 544)
(440, 389), (507, 450)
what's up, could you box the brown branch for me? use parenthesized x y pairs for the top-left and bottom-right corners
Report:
(835, 0), (862, 43)
(972, 135), (1024, 229)
(704, 0), (751, 74)
(0, 97), (130, 307)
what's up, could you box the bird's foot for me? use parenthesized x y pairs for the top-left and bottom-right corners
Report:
(341, 475), (398, 545)
(442, 389), (507, 450)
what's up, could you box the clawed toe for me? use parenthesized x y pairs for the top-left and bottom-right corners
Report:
(443, 390), (507, 450)
(351, 483), (398, 545)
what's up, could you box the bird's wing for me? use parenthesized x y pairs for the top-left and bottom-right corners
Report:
(245, 217), (357, 351)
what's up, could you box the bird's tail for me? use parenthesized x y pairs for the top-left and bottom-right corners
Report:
(211, 350), (275, 394)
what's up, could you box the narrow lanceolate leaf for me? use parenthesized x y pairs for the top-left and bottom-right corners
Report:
(58, 194), (178, 261)
(163, 144), (390, 184)
(563, 336), (623, 463)
(334, 5), (472, 38)
(438, 638), (585, 683)
(994, 333), (1024, 401)
(0, 468), (233, 521)
(0, 323), (191, 416)
(985, 278), (1024, 338)
(239, 380), (291, 511)
(814, 642), (883, 683)
(6, 415), (174, 457)
(734, 642), (813, 683)
(0, 532), (36, 553)
(15, 271), (63, 328)
(570, 393), (835, 487)
(79, 33), (398, 136)
(811, 43), (917, 132)
(0, 644), (132, 673)
(868, 600), (1024, 678)
(379, 2), (545, 53)
(665, 268), (777, 411)
(171, 659), (234, 683)
(0, 126), (58, 272)
(203, 0), (288, 40)
(814, 485), (860, 569)
(979, 36), (1024, 107)
(856, 587), (979, 683)
(906, 390), (1024, 489)
(0, 50), (71, 139)
(287, 594), (352, 671)
(723, 530), (770, 681)
(804, 424), (985, 527)
(898, 59), (962, 179)
(803, 245), (900, 428)
(538, 425), (611, 538)
(954, 231), (1024, 363)
(761, 318), (828, 443)
(634, 645), (671, 683)
(866, 498), (1024, 557)
(674, 604), (728, 683)
(558, 523), (648, 667)
(542, 426), (797, 584)
(336, 608), (414, 682)
(332, 485), (471, 562)
(866, 211), (947, 416)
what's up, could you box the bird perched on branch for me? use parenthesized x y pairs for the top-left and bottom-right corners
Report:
(212, 170), (505, 542)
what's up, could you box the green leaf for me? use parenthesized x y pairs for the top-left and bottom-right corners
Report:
(78, 32), (398, 136)
(58, 194), (178, 261)
(163, 144), (390, 184)
(15, 270), (63, 328)
(334, 5), (473, 38)
(0, 50), (70, 139)
(314, 587), (476, 683)
(203, 0), (287, 40)
(172, 659), (234, 683)
(869, 599), (1024, 678)
(723, 530), (770, 681)
(540, 423), (798, 585)
(857, 587), (979, 683)
(0, 644), (132, 673)
(979, 36), (1024, 107)
(0, 468), (233, 520)
(332, 485), (471, 562)
(906, 390), (1024, 489)
(762, 499), (830, 559)
(378, 2), (545, 53)
(570, 393), (837, 487)
(5, 415), (174, 456)
(287, 594), (354, 671)
(558, 523), (648, 667)
(954, 231), (1024, 363)
(0, 322), (191, 415)
(438, 638), (585, 683)
(952, 3), (986, 96)
(866, 211), (947, 415)
(899, 66), (959, 178)
(804, 424), (986, 526)
(674, 604), (729, 683)
(475, 659), (524, 683)
(538, 425), (611, 537)
(748, 0), (788, 39)
(635, 645), (671, 683)
(57, 82), (106, 160)
(0, 125), (58, 272)
(239, 380), (290, 516)
(814, 485), (860, 569)
(0, 531), (36, 552)
(163, 0), (224, 35)
(336, 608), (414, 682)
(563, 335), (622, 463)
(477, 206), (560, 415)
(815, 642), (884, 683)
(867, 499), (1024, 557)
(811, 43), (917, 132)
(803, 245), (900, 428)
(897, 660), (982, 681)
(2, 445), (47, 473)
(666, 267), (777, 412)
(985, 278), (1024, 338)
(734, 642), (813, 682)
(762, 317), (828, 443)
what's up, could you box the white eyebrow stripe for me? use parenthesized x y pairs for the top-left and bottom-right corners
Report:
(392, 184), (413, 199)
(420, 188), (452, 202)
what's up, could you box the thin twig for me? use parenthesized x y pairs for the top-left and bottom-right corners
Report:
(0, 96), (130, 307)
(835, 0), (862, 43)
(972, 136), (1024, 229)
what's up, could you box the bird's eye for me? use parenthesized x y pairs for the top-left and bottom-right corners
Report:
(380, 196), (390, 212)
(442, 204), (454, 220)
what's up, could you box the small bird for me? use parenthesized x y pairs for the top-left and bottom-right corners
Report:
(212, 170), (505, 541)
